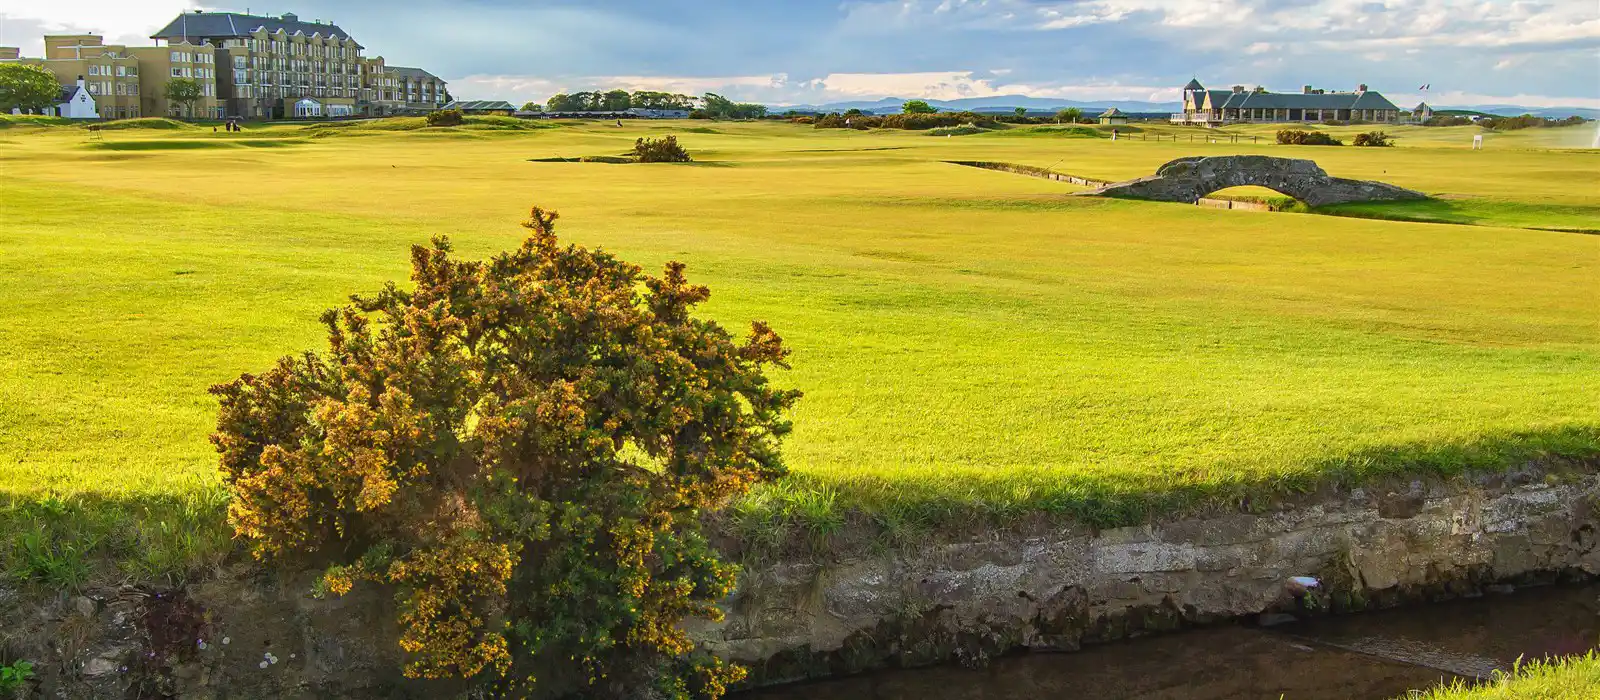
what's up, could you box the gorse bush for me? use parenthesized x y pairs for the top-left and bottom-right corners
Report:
(1353, 131), (1394, 147)
(1276, 129), (1343, 146)
(425, 109), (464, 127)
(632, 135), (692, 163)
(212, 207), (799, 697)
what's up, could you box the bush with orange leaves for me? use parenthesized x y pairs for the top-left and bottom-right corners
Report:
(211, 207), (799, 698)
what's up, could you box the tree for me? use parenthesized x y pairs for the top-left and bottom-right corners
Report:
(519, 102), (543, 112)
(164, 77), (203, 117)
(1055, 107), (1083, 124)
(602, 89), (631, 112)
(633, 91), (693, 111)
(546, 93), (576, 112)
(212, 207), (798, 697)
(843, 108), (865, 117)
(902, 100), (937, 114)
(700, 93), (766, 120)
(0, 63), (63, 114)
(1013, 107), (1028, 119)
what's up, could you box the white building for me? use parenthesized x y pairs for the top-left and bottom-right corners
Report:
(55, 76), (99, 118)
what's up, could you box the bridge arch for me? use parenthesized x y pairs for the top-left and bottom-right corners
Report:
(1084, 155), (1426, 208)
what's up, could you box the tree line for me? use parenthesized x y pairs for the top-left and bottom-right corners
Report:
(529, 90), (767, 119)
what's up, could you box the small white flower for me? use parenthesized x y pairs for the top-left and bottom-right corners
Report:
(222, 637), (231, 645)
(259, 661), (269, 669)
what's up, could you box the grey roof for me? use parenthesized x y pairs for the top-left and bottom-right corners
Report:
(1099, 107), (1124, 117)
(1218, 90), (1400, 111)
(58, 85), (79, 102)
(390, 66), (442, 82)
(151, 11), (360, 47)
(1202, 90), (1233, 108)
(1183, 78), (1205, 91)
(444, 100), (515, 111)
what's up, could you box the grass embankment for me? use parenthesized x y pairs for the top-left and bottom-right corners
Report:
(1408, 653), (1600, 700)
(0, 119), (1596, 582)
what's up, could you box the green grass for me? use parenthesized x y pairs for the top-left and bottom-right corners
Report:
(1406, 653), (1600, 700)
(1, 119), (1597, 581)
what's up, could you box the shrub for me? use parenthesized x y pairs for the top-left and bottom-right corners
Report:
(1276, 129), (1343, 146)
(425, 109), (464, 127)
(1424, 115), (1473, 127)
(1352, 131), (1394, 147)
(632, 135), (692, 163)
(212, 207), (799, 696)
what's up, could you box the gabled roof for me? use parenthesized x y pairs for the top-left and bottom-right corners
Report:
(151, 12), (361, 48)
(1219, 90), (1400, 111)
(1203, 90), (1233, 109)
(1099, 107), (1124, 117)
(1183, 78), (1204, 91)
(58, 85), (81, 103)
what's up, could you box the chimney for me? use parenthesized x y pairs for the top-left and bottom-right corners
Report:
(77, 75), (86, 90)
(282, 12), (298, 21)
(1303, 85), (1313, 94)
(1232, 85), (1245, 94)
(1358, 84), (1368, 92)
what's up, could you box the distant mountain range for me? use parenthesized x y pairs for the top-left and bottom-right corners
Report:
(773, 95), (1598, 120)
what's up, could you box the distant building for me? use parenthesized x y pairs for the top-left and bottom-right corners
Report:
(0, 10), (448, 121)
(1098, 107), (1128, 125)
(1411, 102), (1434, 122)
(443, 100), (515, 115)
(1173, 79), (1402, 126)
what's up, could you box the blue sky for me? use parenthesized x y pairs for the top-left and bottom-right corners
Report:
(3, 0), (1597, 107)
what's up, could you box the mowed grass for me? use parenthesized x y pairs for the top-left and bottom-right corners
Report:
(0, 117), (1597, 579)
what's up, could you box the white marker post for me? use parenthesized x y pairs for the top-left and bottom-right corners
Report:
(1472, 135), (1484, 150)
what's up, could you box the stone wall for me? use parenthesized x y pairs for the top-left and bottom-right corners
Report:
(691, 469), (1599, 685)
(4, 468), (1595, 697)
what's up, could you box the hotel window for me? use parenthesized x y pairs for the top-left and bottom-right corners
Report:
(87, 82), (100, 95)
(115, 82), (125, 95)
(235, 70), (249, 84)
(171, 68), (183, 77)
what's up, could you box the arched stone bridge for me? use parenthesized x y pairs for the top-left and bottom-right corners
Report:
(1082, 155), (1427, 207)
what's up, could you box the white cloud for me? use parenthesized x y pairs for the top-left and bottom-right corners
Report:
(0, 0), (199, 54)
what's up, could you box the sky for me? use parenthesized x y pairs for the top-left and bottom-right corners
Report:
(2, 0), (1597, 108)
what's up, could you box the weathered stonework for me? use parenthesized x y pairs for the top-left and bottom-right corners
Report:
(4, 470), (1595, 697)
(1082, 155), (1429, 207)
(691, 471), (1600, 686)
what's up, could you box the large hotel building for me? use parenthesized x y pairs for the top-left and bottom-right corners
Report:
(1, 10), (447, 120)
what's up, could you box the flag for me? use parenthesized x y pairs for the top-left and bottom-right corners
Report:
(1419, 84), (1430, 90)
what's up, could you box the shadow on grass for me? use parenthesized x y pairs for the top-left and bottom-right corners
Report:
(1317, 199), (1600, 234)
(725, 423), (1600, 561)
(8, 425), (1597, 588)
(89, 139), (305, 151)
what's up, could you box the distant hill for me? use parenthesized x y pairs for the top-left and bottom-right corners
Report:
(776, 95), (1181, 115)
(773, 95), (1597, 121)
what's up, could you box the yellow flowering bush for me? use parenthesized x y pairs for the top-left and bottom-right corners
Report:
(211, 207), (799, 698)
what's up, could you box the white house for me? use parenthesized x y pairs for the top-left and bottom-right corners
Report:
(55, 77), (98, 119)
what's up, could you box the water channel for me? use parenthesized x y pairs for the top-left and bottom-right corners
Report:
(737, 584), (1598, 700)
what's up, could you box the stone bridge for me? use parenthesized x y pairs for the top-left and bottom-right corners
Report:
(1082, 155), (1427, 207)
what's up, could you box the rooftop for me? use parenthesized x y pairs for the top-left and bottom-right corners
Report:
(151, 11), (360, 47)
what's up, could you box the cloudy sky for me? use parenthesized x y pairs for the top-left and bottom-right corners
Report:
(3, 0), (1597, 107)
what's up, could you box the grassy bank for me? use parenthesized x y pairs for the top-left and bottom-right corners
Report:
(1409, 653), (1600, 700)
(1, 118), (1597, 581)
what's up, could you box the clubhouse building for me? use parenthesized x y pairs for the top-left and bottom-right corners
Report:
(1173, 80), (1403, 126)
(1, 10), (447, 120)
